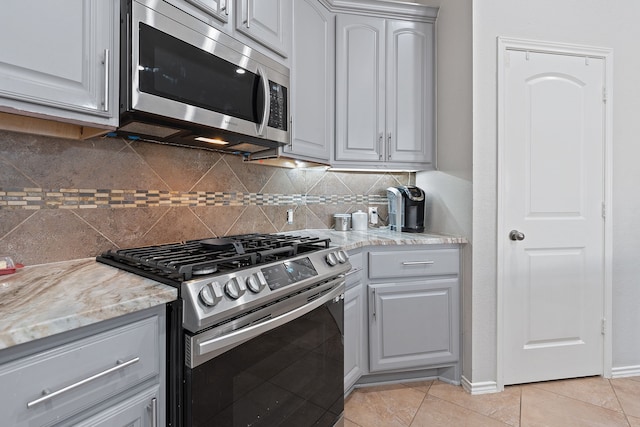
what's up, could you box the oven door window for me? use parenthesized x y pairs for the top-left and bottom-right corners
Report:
(138, 23), (264, 124)
(185, 300), (344, 426)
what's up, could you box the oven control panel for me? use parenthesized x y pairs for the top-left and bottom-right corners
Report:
(261, 257), (318, 291)
(184, 247), (351, 332)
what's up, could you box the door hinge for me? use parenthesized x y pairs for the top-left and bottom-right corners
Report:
(602, 202), (606, 219)
(601, 318), (606, 335)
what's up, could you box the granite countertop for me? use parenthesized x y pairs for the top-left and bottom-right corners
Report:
(288, 228), (467, 251)
(0, 258), (177, 351)
(0, 228), (464, 352)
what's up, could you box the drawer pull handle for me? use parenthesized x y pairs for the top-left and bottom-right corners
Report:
(26, 357), (140, 408)
(402, 261), (435, 266)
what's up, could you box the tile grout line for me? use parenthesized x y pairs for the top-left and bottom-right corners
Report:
(608, 378), (633, 426)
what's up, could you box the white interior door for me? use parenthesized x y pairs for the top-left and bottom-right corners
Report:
(499, 44), (607, 385)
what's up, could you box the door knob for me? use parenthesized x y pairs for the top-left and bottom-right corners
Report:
(509, 230), (525, 241)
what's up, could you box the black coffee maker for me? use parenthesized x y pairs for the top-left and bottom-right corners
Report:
(387, 185), (426, 233)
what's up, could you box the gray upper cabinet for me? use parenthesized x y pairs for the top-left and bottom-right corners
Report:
(335, 14), (385, 163)
(334, 11), (435, 170)
(168, 0), (291, 63)
(286, 0), (334, 162)
(235, 0), (291, 58)
(181, 0), (232, 30)
(0, 0), (118, 128)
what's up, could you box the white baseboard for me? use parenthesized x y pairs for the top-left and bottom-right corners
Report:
(460, 376), (500, 394)
(611, 365), (640, 379)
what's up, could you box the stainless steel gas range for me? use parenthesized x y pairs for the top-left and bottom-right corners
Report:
(97, 233), (350, 427)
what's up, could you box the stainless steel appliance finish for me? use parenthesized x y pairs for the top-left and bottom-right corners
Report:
(97, 233), (348, 427)
(118, 0), (290, 155)
(387, 187), (403, 231)
(387, 185), (426, 233)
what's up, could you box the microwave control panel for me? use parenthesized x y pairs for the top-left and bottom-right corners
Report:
(268, 82), (288, 131)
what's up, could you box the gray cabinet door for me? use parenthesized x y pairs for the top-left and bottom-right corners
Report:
(368, 278), (459, 373)
(334, 14), (435, 168)
(344, 281), (366, 393)
(0, 0), (118, 127)
(287, 0), (333, 162)
(0, 313), (163, 427)
(235, 0), (291, 58)
(385, 20), (434, 165)
(74, 387), (161, 427)
(178, 0), (232, 31)
(335, 14), (385, 162)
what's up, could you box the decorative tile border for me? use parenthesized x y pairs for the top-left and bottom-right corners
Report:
(0, 188), (388, 210)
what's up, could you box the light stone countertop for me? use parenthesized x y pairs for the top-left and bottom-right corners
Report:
(285, 228), (467, 250)
(0, 229), (465, 352)
(0, 258), (177, 351)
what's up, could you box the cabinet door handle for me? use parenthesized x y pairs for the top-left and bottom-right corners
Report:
(378, 133), (383, 160)
(103, 49), (109, 112)
(26, 357), (140, 408)
(246, 0), (251, 28)
(387, 132), (391, 160)
(221, 0), (228, 15)
(371, 288), (376, 320)
(402, 261), (435, 266)
(150, 397), (158, 427)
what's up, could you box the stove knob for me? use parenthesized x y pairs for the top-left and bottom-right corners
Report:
(337, 250), (348, 264)
(246, 273), (267, 293)
(326, 252), (338, 266)
(199, 282), (223, 307)
(225, 277), (246, 299)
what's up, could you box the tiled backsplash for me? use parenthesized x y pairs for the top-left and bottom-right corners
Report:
(0, 131), (414, 265)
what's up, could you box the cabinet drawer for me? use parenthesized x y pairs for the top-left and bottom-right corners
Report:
(0, 316), (160, 427)
(368, 248), (458, 279)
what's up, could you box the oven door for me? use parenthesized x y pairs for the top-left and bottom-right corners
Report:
(125, 0), (289, 143)
(184, 282), (344, 427)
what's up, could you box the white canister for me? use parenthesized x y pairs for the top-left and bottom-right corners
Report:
(351, 210), (367, 231)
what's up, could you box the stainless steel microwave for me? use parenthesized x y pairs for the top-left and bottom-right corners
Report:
(118, 0), (290, 154)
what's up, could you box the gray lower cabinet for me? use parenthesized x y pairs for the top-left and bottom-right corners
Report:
(73, 387), (160, 427)
(0, 307), (165, 427)
(344, 251), (365, 393)
(343, 245), (460, 392)
(0, 0), (119, 128)
(367, 246), (460, 374)
(368, 277), (459, 372)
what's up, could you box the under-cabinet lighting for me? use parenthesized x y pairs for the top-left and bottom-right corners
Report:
(195, 136), (229, 145)
(328, 167), (419, 173)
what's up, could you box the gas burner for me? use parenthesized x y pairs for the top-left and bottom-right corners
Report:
(97, 233), (332, 285)
(191, 266), (217, 276)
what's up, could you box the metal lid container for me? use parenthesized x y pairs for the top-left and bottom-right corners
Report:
(334, 214), (351, 231)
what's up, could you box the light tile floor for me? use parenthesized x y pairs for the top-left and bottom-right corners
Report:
(344, 376), (640, 427)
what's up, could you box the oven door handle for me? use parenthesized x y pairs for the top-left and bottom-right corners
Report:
(196, 282), (344, 359)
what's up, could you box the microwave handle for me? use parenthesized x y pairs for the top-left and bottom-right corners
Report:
(257, 66), (270, 136)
